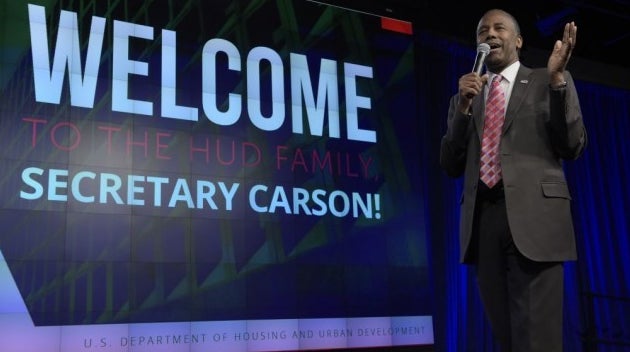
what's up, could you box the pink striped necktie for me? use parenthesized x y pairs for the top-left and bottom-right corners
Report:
(479, 75), (506, 188)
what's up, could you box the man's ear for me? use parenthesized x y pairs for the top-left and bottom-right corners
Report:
(516, 35), (523, 50)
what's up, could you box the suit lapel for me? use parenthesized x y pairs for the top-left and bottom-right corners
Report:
(473, 94), (485, 142)
(503, 66), (533, 133)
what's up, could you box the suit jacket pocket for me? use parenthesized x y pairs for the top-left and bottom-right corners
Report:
(541, 182), (572, 200)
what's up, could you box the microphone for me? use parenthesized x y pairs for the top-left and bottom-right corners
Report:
(472, 43), (490, 75)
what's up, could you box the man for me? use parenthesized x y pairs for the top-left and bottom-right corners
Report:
(439, 9), (587, 352)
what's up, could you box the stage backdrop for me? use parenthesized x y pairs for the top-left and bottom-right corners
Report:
(0, 0), (433, 351)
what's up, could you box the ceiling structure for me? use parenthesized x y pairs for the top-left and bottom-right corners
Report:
(316, 0), (629, 71)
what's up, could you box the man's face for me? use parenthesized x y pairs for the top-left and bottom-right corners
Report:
(476, 10), (523, 73)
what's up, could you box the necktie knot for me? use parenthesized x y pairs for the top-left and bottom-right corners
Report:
(489, 75), (503, 94)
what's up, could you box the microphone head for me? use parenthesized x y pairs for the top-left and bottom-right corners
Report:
(477, 43), (491, 54)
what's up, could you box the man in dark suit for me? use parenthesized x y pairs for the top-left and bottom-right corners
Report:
(440, 9), (587, 352)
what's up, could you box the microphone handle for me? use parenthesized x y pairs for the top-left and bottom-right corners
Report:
(472, 51), (487, 75)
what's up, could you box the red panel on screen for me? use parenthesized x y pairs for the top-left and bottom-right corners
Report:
(381, 17), (413, 35)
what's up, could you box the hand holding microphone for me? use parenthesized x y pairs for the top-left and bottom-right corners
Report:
(457, 43), (490, 113)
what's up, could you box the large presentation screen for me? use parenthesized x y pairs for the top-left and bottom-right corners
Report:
(0, 0), (433, 350)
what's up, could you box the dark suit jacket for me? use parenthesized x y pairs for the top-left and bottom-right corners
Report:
(440, 65), (587, 263)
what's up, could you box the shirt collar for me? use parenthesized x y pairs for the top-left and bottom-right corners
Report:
(491, 61), (520, 84)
